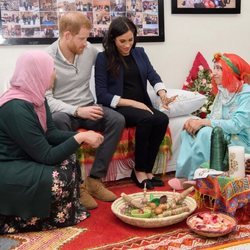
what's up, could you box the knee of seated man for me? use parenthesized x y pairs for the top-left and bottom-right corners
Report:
(114, 112), (125, 127)
(52, 112), (72, 131)
(105, 109), (125, 129)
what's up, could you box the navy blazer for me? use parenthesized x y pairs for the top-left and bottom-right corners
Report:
(95, 47), (162, 107)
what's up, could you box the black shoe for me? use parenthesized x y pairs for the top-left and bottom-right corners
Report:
(131, 170), (154, 190)
(149, 176), (165, 187)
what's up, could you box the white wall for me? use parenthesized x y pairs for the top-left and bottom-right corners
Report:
(1, 0), (250, 94)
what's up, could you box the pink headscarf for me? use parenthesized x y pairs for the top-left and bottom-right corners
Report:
(0, 50), (54, 132)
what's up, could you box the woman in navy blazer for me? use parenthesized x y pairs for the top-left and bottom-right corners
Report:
(95, 17), (175, 189)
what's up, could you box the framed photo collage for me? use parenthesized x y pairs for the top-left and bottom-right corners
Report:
(0, 0), (164, 45)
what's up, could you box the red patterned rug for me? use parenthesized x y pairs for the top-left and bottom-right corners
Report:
(1, 177), (250, 250)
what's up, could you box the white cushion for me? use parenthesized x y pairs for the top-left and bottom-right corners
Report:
(151, 89), (207, 118)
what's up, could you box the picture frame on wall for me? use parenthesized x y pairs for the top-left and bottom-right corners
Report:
(0, 0), (165, 46)
(171, 0), (241, 14)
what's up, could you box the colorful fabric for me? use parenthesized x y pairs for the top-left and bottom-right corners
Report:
(0, 227), (85, 250)
(78, 127), (172, 169)
(176, 83), (250, 181)
(209, 84), (250, 153)
(195, 175), (250, 215)
(58, 179), (250, 249)
(1, 178), (250, 250)
(0, 155), (89, 234)
(221, 55), (241, 76)
(212, 53), (250, 94)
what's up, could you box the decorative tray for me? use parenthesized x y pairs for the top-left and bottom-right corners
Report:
(111, 188), (197, 228)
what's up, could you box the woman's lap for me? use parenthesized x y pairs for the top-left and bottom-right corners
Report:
(116, 106), (168, 127)
(176, 126), (213, 180)
(0, 155), (89, 234)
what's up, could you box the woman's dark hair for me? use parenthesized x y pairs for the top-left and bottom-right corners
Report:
(102, 16), (137, 77)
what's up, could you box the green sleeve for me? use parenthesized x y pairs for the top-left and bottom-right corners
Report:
(3, 100), (79, 165)
(45, 100), (77, 145)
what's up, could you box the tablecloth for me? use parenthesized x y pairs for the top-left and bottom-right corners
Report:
(195, 175), (250, 215)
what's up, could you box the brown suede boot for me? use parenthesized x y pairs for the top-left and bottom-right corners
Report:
(79, 184), (98, 210)
(85, 177), (117, 202)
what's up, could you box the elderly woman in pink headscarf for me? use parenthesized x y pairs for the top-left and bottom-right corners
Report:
(0, 50), (103, 234)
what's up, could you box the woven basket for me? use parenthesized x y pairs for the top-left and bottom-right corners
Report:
(186, 212), (237, 237)
(111, 191), (197, 228)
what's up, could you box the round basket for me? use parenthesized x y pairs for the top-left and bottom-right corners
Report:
(111, 191), (197, 228)
(186, 212), (237, 237)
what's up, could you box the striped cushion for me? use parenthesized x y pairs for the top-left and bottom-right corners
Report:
(77, 127), (172, 165)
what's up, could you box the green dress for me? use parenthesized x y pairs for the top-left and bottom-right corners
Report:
(0, 99), (88, 233)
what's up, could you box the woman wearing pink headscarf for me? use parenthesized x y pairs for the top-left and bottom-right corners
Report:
(0, 50), (103, 234)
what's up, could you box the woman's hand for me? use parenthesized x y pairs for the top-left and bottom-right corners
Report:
(158, 90), (177, 110)
(183, 118), (211, 135)
(74, 130), (104, 148)
(131, 100), (153, 114)
(183, 119), (202, 135)
(118, 98), (153, 114)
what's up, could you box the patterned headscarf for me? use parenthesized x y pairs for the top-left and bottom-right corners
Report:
(212, 53), (250, 94)
(0, 50), (54, 132)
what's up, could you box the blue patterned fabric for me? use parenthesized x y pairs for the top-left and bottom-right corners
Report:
(176, 84), (250, 180)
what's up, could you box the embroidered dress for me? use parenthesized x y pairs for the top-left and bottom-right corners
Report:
(176, 84), (250, 180)
(0, 155), (89, 234)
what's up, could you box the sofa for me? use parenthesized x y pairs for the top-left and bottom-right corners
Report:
(78, 83), (206, 182)
(1, 72), (205, 182)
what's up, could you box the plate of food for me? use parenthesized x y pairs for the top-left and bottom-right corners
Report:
(186, 211), (236, 237)
(111, 186), (197, 228)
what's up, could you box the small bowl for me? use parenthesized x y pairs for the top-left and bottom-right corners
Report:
(111, 191), (197, 228)
(187, 212), (236, 237)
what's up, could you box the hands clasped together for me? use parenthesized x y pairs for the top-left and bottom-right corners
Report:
(74, 130), (104, 148)
(183, 118), (211, 136)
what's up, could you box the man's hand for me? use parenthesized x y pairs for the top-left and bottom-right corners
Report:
(77, 105), (104, 120)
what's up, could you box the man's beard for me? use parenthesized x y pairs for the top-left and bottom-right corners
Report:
(69, 43), (84, 55)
